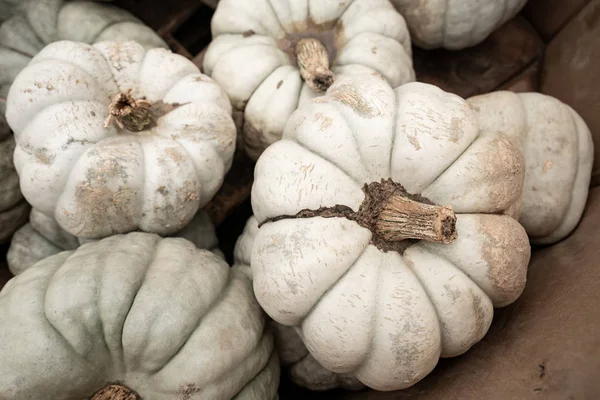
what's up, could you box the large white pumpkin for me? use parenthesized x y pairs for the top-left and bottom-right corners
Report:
(390, 0), (528, 50)
(0, 133), (29, 243)
(204, 0), (415, 160)
(7, 208), (223, 276)
(250, 73), (535, 390)
(234, 216), (364, 391)
(0, 233), (280, 400)
(467, 91), (594, 245)
(0, 0), (167, 136)
(6, 39), (236, 239)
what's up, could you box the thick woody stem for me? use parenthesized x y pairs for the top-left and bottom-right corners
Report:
(89, 384), (141, 400)
(376, 194), (457, 244)
(295, 38), (335, 92)
(104, 89), (153, 132)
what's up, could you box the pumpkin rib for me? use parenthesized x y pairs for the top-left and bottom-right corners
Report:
(117, 236), (162, 371)
(40, 252), (103, 372)
(289, 137), (364, 187)
(147, 266), (234, 377)
(297, 238), (373, 348)
(530, 107), (593, 244)
(288, 108), (368, 185)
(232, 351), (280, 399)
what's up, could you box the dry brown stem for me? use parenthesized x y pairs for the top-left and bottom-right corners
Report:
(89, 384), (141, 400)
(295, 38), (335, 92)
(104, 89), (153, 132)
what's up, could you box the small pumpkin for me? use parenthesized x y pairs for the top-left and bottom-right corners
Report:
(250, 73), (532, 390)
(7, 39), (236, 239)
(203, 0), (415, 160)
(0, 232), (280, 399)
(390, 0), (528, 49)
(0, 0), (167, 136)
(0, 134), (29, 243)
(467, 91), (594, 245)
(234, 216), (364, 391)
(7, 208), (223, 276)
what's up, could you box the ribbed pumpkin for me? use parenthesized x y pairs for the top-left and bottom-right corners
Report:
(204, 0), (415, 160)
(250, 73), (533, 390)
(7, 40), (236, 239)
(0, 233), (280, 399)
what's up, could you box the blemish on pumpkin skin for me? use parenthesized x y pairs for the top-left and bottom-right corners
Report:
(443, 284), (461, 302)
(543, 160), (553, 172)
(408, 135), (421, 150)
(179, 384), (201, 400)
(331, 85), (377, 118)
(164, 147), (184, 162)
(314, 113), (332, 131)
(243, 29), (256, 38)
(276, 80), (283, 89)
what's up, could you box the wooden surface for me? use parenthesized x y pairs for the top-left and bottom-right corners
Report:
(541, 0), (600, 187)
(523, 0), (591, 40)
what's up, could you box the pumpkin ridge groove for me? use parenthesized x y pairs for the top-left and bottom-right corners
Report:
(225, 330), (271, 399)
(42, 252), (99, 371)
(297, 241), (371, 346)
(233, 43), (290, 111)
(119, 236), (162, 373)
(149, 264), (234, 378)
(288, 138), (362, 186)
(89, 19), (136, 45)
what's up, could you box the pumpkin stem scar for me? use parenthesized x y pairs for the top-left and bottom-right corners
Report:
(260, 179), (458, 253)
(104, 89), (154, 132)
(295, 38), (335, 92)
(89, 383), (142, 400)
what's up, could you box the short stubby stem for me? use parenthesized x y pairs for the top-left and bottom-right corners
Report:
(376, 194), (457, 244)
(295, 38), (335, 93)
(104, 89), (154, 132)
(90, 384), (141, 400)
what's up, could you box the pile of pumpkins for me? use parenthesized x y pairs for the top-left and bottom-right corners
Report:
(0, 0), (593, 398)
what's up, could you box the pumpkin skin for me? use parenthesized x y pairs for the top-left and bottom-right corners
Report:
(0, 0), (167, 136)
(7, 208), (223, 276)
(467, 91), (594, 245)
(390, 0), (528, 50)
(0, 134), (29, 243)
(0, 232), (280, 400)
(204, 0), (415, 160)
(6, 40), (236, 239)
(250, 73), (532, 391)
(235, 216), (364, 391)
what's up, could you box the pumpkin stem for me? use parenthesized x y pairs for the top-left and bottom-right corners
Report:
(376, 193), (457, 244)
(295, 38), (335, 92)
(104, 89), (153, 132)
(89, 384), (141, 400)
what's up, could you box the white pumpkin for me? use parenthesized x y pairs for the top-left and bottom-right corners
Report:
(390, 0), (528, 50)
(0, 0), (167, 136)
(0, 133), (29, 243)
(7, 208), (223, 276)
(0, 232), (280, 400)
(234, 216), (364, 391)
(467, 91), (594, 245)
(250, 73), (533, 391)
(204, 0), (415, 160)
(6, 39), (236, 239)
